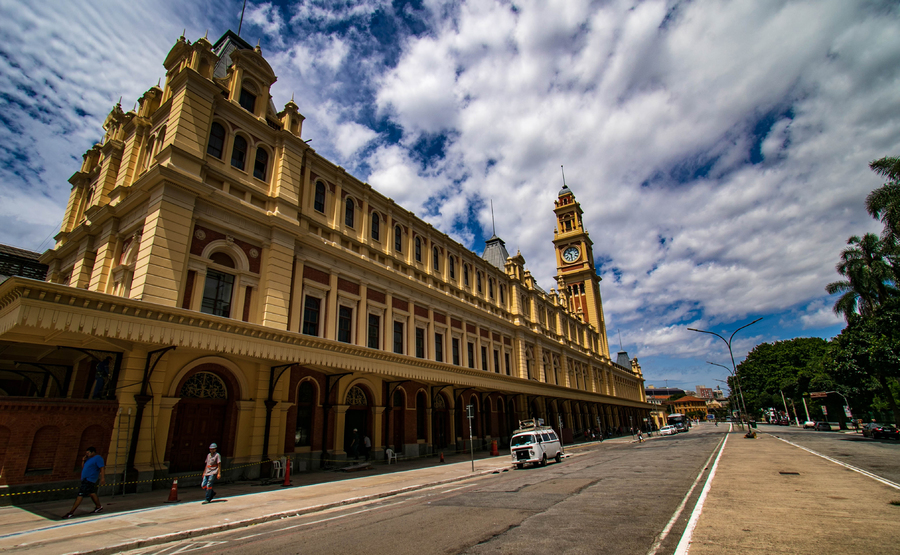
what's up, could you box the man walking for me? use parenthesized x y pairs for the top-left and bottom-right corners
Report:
(63, 447), (105, 519)
(202, 443), (222, 504)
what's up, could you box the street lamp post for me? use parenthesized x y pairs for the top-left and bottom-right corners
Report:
(709, 362), (748, 430)
(690, 318), (762, 435)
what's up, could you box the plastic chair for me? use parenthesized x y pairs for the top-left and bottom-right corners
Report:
(272, 458), (285, 479)
(385, 448), (398, 464)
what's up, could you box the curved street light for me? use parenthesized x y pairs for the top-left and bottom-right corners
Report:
(689, 317), (762, 432)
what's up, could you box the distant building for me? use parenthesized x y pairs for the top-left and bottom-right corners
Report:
(713, 386), (726, 400)
(696, 385), (713, 399)
(667, 396), (709, 417)
(645, 386), (684, 399)
(0, 244), (48, 283)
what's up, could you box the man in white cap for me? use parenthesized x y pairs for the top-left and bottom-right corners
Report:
(202, 443), (221, 504)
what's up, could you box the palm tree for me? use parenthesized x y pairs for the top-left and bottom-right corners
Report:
(866, 156), (900, 240)
(826, 233), (896, 321)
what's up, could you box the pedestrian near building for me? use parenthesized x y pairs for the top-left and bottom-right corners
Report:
(363, 434), (371, 461)
(202, 443), (221, 504)
(63, 447), (105, 519)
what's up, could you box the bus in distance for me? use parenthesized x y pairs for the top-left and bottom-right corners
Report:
(667, 413), (689, 433)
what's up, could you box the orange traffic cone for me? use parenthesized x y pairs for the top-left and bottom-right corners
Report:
(439, 452), (445, 463)
(164, 479), (180, 503)
(282, 459), (293, 487)
(490, 440), (499, 456)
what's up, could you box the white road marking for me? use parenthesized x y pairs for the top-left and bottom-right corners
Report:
(770, 434), (900, 490)
(673, 431), (728, 555)
(646, 431), (727, 555)
(234, 499), (409, 540)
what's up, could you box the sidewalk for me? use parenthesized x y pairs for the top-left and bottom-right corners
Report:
(686, 428), (900, 554)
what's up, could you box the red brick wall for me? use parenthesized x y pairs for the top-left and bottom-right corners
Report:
(0, 398), (117, 486)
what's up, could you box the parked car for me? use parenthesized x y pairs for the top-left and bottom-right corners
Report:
(659, 425), (677, 436)
(871, 424), (899, 440)
(815, 421), (831, 431)
(803, 421), (816, 429)
(862, 422), (881, 438)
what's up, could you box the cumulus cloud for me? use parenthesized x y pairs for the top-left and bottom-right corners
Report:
(3, 0), (900, 389)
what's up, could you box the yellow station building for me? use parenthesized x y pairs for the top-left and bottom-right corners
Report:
(0, 31), (652, 496)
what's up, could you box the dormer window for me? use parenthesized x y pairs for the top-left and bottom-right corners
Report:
(231, 135), (247, 170)
(239, 85), (257, 113)
(253, 147), (268, 180)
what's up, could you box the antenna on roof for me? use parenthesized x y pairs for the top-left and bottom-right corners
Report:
(490, 199), (496, 236)
(561, 165), (566, 186)
(238, 0), (248, 36)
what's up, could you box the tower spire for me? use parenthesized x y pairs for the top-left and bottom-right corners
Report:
(490, 199), (496, 236)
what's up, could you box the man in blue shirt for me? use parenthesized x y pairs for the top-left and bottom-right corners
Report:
(63, 447), (105, 519)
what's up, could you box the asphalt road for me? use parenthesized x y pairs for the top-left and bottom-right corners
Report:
(121, 426), (728, 555)
(758, 423), (900, 485)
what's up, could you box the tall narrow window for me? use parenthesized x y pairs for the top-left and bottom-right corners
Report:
(467, 342), (475, 369)
(452, 337), (460, 365)
(505, 352), (511, 375)
(493, 350), (500, 374)
(449, 256), (455, 279)
(302, 296), (320, 336)
(414, 237), (422, 262)
(371, 213), (380, 241)
(314, 182), (325, 213)
(394, 225), (402, 251)
(239, 87), (256, 113)
(295, 381), (314, 447)
(338, 306), (352, 343)
(464, 264), (469, 286)
(367, 314), (380, 349)
(231, 135), (247, 170)
(481, 346), (489, 371)
(489, 279), (494, 299)
(345, 198), (355, 228)
(435, 333), (444, 362)
(253, 147), (268, 180)
(432, 246), (440, 271)
(499, 285), (505, 304)
(476, 272), (482, 293)
(207, 122), (225, 159)
(415, 327), (426, 358)
(200, 270), (234, 317)
(393, 321), (404, 354)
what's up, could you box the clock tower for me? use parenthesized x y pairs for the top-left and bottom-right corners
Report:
(553, 183), (610, 358)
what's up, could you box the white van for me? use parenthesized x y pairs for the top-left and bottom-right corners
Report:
(510, 419), (563, 468)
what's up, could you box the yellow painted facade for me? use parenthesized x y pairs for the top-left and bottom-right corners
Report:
(0, 31), (652, 491)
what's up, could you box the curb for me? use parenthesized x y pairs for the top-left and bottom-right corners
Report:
(65, 465), (511, 555)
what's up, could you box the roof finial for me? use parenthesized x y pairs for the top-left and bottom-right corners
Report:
(117, 96), (122, 106)
(181, 29), (186, 40)
(157, 78), (161, 87)
(561, 165), (567, 187)
(490, 199), (496, 236)
(204, 29), (209, 39)
(618, 329), (624, 352)
(291, 93), (295, 102)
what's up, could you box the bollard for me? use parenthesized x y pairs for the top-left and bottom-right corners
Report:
(490, 440), (499, 456)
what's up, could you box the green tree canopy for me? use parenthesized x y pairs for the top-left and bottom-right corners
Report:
(735, 338), (831, 415)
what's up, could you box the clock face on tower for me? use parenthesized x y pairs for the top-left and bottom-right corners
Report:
(562, 246), (580, 263)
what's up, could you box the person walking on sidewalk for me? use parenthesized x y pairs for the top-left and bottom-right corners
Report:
(202, 443), (222, 504)
(637, 429), (644, 443)
(63, 447), (105, 519)
(363, 434), (371, 461)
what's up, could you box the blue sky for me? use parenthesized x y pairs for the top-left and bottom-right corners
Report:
(2, 0), (900, 392)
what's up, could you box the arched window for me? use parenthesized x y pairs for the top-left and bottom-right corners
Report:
(346, 385), (367, 406)
(394, 225), (402, 251)
(209, 252), (235, 268)
(432, 246), (440, 271)
(207, 122), (225, 159)
(231, 135), (247, 171)
(448, 256), (455, 279)
(345, 198), (355, 228)
(476, 271), (482, 293)
(180, 372), (228, 399)
(414, 237), (422, 262)
(253, 147), (268, 180)
(314, 181), (326, 213)
(371, 213), (380, 241)
(239, 83), (257, 113)
(464, 264), (470, 286)
(295, 381), (315, 447)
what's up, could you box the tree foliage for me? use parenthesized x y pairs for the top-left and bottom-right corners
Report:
(735, 338), (831, 415)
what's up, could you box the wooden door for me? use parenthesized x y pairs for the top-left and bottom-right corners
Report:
(169, 399), (227, 472)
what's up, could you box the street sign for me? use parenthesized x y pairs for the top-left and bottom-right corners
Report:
(821, 406), (828, 416)
(466, 404), (474, 419)
(809, 392), (828, 399)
